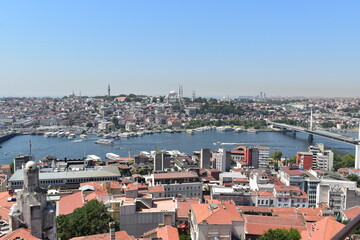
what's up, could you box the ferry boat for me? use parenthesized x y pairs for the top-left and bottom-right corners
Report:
(95, 139), (114, 145)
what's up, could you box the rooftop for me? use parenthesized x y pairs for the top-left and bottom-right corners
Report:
(153, 171), (199, 180)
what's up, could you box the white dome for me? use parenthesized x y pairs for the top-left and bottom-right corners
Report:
(25, 161), (37, 171)
(169, 90), (177, 95)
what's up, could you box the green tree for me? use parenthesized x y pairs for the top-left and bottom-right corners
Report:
(9, 162), (14, 174)
(258, 228), (301, 240)
(57, 200), (119, 240)
(288, 155), (296, 164)
(271, 150), (283, 160)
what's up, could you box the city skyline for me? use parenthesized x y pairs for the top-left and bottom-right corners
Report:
(1, 1), (359, 97)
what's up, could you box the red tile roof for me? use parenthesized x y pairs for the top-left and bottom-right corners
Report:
(343, 206), (360, 220)
(191, 202), (243, 225)
(281, 166), (307, 176)
(244, 214), (307, 235)
(148, 186), (165, 193)
(301, 217), (344, 240)
(0, 192), (16, 210)
(177, 199), (199, 219)
(154, 171), (199, 180)
(58, 191), (84, 215)
(70, 230), (135, 240)
(157, 225), (179, 240)
(0, 228), (42, 240)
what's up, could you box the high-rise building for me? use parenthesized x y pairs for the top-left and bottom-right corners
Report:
(154, 151), (171, 171)
(200, 148), (211, 169)
(213, 148), (231, 172)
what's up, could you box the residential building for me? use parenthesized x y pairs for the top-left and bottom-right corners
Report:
(109, 197), (176, 237)
(149, 171), (202, 198)
(296, 152), (313, 170)
(154, 151), (171, 171)
(200, 148), (211, 170)
(213, 148), (231, 172)
(316, 150), (334, 171)
(189, 201), (244, 240)
(13, 155), (33, 171)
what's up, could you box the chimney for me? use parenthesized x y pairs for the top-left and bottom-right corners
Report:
(109, 221), (115, 240)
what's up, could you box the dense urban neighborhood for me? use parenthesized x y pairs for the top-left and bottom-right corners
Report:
(0, 92), (360, 239)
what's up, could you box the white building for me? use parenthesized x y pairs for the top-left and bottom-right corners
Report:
(148, 171), (202, 198)
(316, 150), (334, 171)
(258, 146), (270, 168)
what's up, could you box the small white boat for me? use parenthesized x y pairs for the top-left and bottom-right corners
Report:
(80, 134), (87, 139)
(95, 139), (114, 145)
(186, 129), (194, 135)
(44, 132), (52, 137)
(68, 133), (76, 139)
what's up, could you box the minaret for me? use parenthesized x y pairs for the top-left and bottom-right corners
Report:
(310, 107), (313, 131)
(108, 84), (111, 97)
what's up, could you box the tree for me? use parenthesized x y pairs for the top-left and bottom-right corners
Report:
(86, 122), (94, 128)
(258, 228), (301, 240)
(288, 155), (296, 164)
(271, 150), (283, 160)
(57, 200), (119, 240)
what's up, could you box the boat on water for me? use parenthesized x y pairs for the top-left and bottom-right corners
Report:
(57, 132), (65, 137)
(80, 134), (88, 139)
(213, 141), (222, 145)
(68, 133), (76, 139)
(247, 129), (258, 133)
(44, 132), (52, 137)
(234, 128), (244, 133)
(216, 126), (234, 132)
(95, 139), (114, 145)
(186, 129), (194, 135)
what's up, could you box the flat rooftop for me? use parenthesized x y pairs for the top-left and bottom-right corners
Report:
(9, 166), (121, 181)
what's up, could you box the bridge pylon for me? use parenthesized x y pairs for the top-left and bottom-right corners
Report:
(355, 122), (360, 169)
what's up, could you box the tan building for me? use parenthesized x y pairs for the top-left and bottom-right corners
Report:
(109, 197), (176, 237)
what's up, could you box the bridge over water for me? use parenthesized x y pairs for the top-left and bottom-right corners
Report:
(268, 121), (360, 169)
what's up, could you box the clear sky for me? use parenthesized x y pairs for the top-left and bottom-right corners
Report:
(0, 1), (359, 98)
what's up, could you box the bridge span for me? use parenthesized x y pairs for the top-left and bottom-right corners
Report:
(268, 121), (360, 169)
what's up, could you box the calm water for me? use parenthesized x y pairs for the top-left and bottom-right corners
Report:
(0, 130), (356, 165)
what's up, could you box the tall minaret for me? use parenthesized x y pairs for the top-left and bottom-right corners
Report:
(310, 107), (313, 131)
(108, 84), (111, 97)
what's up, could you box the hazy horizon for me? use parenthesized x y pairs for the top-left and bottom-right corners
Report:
(1, 1), (359, 98)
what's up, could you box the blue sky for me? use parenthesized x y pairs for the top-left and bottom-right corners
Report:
(0, 1), (359, 97)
